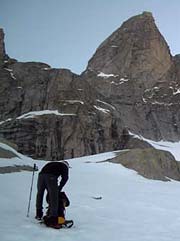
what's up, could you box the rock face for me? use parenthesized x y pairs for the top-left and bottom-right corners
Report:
(86, 12), (172, 88)
(83, 12), (180, 141)
(0, 29), (5, 59)
(0, 28), (8, 64)
(0, 62), (121, 159)
(108, 148), (180, 181)
(0, 12), (180, 160)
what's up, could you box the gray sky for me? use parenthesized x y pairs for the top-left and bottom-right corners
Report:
(1, 0), (180, 74)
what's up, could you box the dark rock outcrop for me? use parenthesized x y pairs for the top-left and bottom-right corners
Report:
(0, 138), (18, 158)
(0, 164), (36, 174)
(0, 28), (9, 65)
(0, 147), (17, 158)
(0, 28), (6, 62)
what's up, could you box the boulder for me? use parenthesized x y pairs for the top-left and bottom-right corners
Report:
(108, 148), (180, 181)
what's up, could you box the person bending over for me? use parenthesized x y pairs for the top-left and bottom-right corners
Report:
(35, 161), (69, 226)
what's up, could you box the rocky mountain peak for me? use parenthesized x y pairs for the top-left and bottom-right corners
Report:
(86, 12), (172, 88)
(0, 28), (6, 63)
(0, 12), (180, 160)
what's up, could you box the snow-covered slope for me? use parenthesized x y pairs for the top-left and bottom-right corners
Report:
(1, 142), (180, 241)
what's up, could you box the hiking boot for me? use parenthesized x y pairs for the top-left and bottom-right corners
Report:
(35, 209), (43, 220)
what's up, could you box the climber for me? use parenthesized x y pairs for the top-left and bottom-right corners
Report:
(35, 161), (70, 228)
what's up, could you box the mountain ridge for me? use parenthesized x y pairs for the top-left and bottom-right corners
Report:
(0, 12), (180, 160)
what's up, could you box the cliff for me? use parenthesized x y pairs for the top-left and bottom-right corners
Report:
(0, 12), (180, 160)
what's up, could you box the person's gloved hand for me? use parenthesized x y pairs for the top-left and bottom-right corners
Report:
(35, 209), (43, 220)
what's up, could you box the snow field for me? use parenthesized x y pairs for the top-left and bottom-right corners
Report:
(1, 143), (180, 240)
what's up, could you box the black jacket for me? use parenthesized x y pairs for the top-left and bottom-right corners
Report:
(40, 161), (69, 190)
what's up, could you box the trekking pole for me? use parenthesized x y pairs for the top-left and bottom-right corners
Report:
(27, 163), (37, 217)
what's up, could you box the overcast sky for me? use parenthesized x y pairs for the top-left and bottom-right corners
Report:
(1, 0), (180, 74)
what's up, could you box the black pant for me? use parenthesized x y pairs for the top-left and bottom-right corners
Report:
(36, 173), (58, 217)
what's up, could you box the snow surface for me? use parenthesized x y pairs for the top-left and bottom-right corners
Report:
(1, 141), (180, 241)
(63, 100), (84, 105)
(97, 99), (116, 110)
(4, 68), (16, 80)
(17, 110), (77, 119)
(0, 118), (12, 125)
(93, 105), (110, 114)
(0, 110), (77, 125)
(173, 88), (180, 95)
(97, 72), (119, 78)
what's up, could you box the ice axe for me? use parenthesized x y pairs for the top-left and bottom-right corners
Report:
(27, 163), (37, 217)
